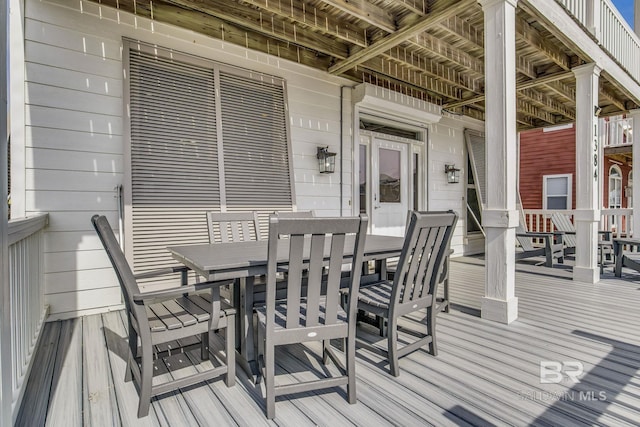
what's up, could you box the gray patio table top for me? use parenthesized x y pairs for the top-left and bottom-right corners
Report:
(168, 234), (406, 381)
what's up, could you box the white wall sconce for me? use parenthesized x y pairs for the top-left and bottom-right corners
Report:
(317, 146), (337, 174)
(445, 164), (460, 184)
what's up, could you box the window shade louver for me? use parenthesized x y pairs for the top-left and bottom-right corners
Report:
(129, 51), (220, 286)
(127, 44), (295, 286)
(219, 72), (293, 237)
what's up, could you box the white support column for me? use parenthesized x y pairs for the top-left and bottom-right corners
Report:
(480, 0), (518, 324)
(1, 0), (11, 422)
(629, 109), (640, 236)
(573, 63), (601, 284)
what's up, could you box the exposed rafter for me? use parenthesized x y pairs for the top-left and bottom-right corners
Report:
(82, 0), (638, 128)
(328, 0), (474, 75)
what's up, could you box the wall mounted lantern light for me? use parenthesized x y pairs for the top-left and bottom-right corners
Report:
(445, 164), (460, 184)
(317, 146), (337, 174)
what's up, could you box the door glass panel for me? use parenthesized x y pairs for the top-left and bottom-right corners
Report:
(379, 148), (401, 203)
(359, 145), (367, 214)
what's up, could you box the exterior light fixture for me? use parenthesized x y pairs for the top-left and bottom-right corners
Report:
(594, 106), (602, 116)
(317, 146), (337, 174)
(445, 164), (460, 184)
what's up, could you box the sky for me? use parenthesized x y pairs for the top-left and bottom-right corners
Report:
(612, 0), (634, 29)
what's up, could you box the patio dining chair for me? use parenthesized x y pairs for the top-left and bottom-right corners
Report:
(551, 212), (613, 272)
(92, 215), (236, 418)
(206, 211), (262, 243)
(353, 210), (457, 377)
(254, 214), (368, 419)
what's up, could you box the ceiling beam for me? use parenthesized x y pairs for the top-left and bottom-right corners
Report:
(328, 0), (474, 75)
(516, 15), (571, 70)
(358, 57), (460, 99)
(320, 0), (396, 32)
(163, 0), (351, 58)
(443, 70), (574, 108)
(237, 0), (369, 47)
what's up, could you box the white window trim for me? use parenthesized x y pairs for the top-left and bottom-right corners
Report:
(542, 173), (572, 210)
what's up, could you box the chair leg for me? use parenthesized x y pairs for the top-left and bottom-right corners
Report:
(387, 316), (399, 377)
(201, 332), (209, 360)
(346, 335), (356, 404)
(265, 339), (276, 420)
(125, 325), (137, 383)
(137, 342), (154, 418)
(225, 314), (236, 387)
(322, 340), (329, 364)
(426, 306), (438, 356)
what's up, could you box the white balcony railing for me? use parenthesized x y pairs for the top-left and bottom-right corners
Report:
(558, 0), (640, 84)
(601, 115), (633, 148)
(3, 214), (49, 422)
(523, 208), (632, 238)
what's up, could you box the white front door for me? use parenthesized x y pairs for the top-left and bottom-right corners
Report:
(371, 138), (409, 236)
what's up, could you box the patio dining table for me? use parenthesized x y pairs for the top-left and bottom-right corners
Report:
(168, 234), (406, 380)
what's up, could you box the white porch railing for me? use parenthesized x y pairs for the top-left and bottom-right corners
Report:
(522, 208), (632, 238)
(3, 214), (48, 422)
(557, 0), (640, 84)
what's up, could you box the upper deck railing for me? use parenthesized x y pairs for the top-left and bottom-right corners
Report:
(557, 0), (640, 84)
(601, 115), (633, 148)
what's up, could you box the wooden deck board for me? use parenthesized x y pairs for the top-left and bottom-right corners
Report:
(16, 257), (640, 426)
(45, 318), (83, 427)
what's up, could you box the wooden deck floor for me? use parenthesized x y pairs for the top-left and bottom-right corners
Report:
(16, 258), (640, 426)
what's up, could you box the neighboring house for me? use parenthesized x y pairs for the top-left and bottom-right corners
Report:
(519, 117), (633, 214)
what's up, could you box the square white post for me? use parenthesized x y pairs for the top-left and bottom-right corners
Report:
(479, 0), (519, 324)
(629, 109), (640, 236)
(1, 0), (11, 422)
(573, 63), (601, 283)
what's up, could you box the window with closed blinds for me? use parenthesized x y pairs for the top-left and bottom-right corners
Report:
(125, 42), (294, 285)
(219, 72), (292, 234)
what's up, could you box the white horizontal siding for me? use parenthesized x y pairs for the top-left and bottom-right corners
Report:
(26, 127), (122, 153)
(17, 0), (476, 317)
(45, 268), (117, 294)
(25, 148), (122, 173)
(26, 170), (121, 192)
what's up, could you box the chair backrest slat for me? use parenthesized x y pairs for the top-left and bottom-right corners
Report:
(266, 215), (368, 333)
(551, 212), (577, 247)
(284, 234), (305, 329)
(324, 233), (346, 324)
(305, 233), (327, 327)
(515, 222), (535, 251)
(206, 211), (261, 243)
(393, 211), (457, 308)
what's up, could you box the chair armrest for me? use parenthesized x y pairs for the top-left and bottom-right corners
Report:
(133, 265), (190, 280)
(132, 279), (232, 304)
(516, 232), (553, 238)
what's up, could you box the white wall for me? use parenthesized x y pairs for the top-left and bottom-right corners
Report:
(14, 0), (479, 318)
